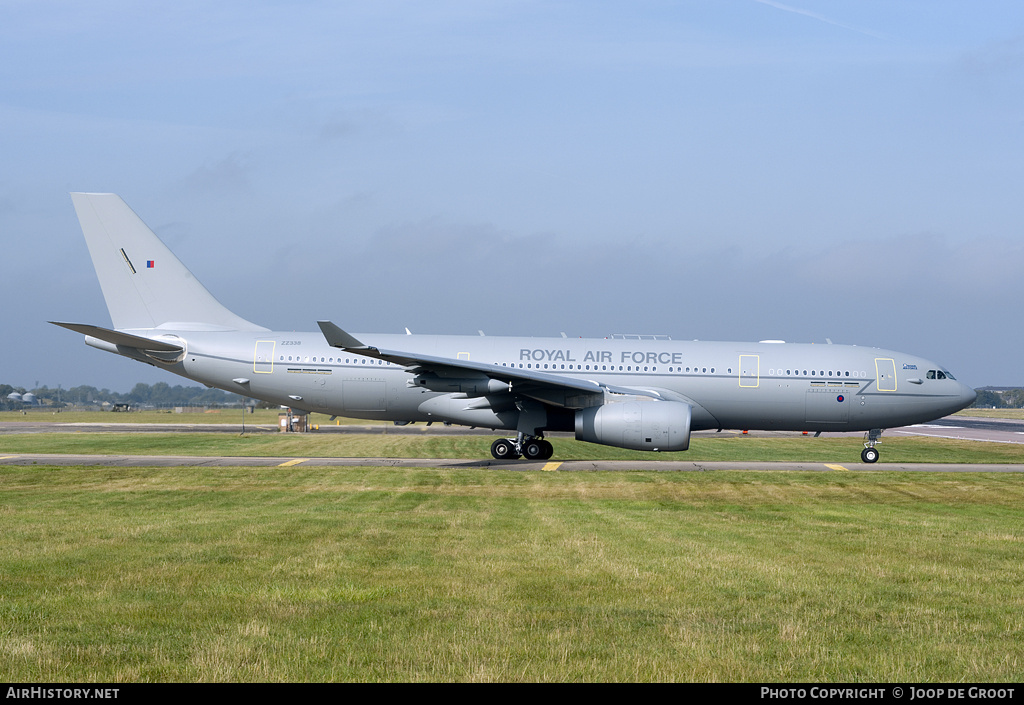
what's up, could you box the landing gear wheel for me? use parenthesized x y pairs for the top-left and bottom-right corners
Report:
(861, 447), (880, 464)
(522, 439), (547, 460)
(538, 440), (554, 460)
(491, 438), (520, 460)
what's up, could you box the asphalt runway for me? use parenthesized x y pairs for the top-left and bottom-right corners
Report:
(1, 415), (1022, 472)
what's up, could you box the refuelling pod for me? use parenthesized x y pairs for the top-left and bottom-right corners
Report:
(409, 372), (509, 397)
(575, 401), (691, 452)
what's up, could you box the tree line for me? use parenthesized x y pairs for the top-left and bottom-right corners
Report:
(973, 388), (1024, 409)
(1, 382), (248, 410)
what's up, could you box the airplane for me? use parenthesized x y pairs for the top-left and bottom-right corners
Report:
(53, 193), (978, 463)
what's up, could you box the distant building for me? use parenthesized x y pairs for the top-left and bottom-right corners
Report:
(6, 392), (37, 405)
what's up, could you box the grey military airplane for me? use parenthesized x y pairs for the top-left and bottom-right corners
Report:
(54, 193), (977, 463)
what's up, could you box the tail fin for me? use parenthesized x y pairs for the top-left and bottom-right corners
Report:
(71, 193), (267, 332)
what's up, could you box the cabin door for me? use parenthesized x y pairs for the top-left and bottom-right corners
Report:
(874, 358), (897, 392)
(254, 341), (275, 374)
(738, 354), (759, 388)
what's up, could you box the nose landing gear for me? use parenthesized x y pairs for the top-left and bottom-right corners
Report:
(861, 429), (883, 463)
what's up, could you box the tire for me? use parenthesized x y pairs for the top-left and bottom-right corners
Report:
(522, 440), (545, 460)
(861, 447), (879, 464)
(491, 439), (519, 460)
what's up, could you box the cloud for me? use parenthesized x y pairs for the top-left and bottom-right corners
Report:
(175, 152), (254, 197)
(317, 107), (397, 142)
(958, 35), (1024, 77)
(752, 0), (885, 40)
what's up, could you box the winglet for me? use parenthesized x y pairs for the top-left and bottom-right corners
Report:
(317, 321), (373, 351)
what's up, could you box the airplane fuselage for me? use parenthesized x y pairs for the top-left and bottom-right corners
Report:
(92, 329), (975, 436)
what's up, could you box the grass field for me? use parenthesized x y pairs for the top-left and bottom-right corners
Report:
(955, 408), (1024, 420)
(0, 409), (383, 425)
(1, 416), (1022, 681)
(1, 465), (1022, 682)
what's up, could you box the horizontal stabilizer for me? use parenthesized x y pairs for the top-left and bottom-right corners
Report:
(49, 322), (183, 353)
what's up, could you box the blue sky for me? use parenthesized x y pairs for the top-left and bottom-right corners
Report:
(2, 1), (1023, 391)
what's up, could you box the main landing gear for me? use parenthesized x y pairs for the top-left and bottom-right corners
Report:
(490, 435), (554, 460)
(861, 428), (883, 464)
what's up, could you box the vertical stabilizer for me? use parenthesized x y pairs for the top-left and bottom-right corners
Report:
(70, 193), (267, 331)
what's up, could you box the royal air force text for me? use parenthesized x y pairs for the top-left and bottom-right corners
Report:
(520, 349), (685, 365)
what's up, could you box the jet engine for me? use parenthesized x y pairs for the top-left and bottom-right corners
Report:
(575, 401), (691, 452)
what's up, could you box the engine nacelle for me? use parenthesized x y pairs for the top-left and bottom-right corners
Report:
(575, 401), (691, 452)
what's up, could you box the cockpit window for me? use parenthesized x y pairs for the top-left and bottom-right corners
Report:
(926, 369), (955, 380)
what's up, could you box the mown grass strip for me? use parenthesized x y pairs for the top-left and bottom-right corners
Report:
(1, 465), (1022, 682)
(0, 409), (383, 425)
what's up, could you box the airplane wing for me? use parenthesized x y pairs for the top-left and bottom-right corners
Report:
(318, 320), (670, 408)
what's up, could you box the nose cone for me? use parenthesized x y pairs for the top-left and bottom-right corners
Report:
(960, 383), (978, 410)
